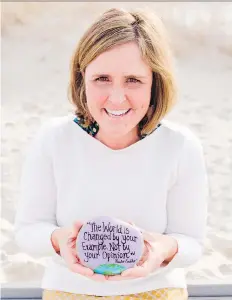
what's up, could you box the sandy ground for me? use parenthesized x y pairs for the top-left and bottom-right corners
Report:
(1, 2), (232, 285)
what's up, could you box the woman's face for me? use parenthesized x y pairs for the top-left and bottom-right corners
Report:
(83, 41), (153, 138)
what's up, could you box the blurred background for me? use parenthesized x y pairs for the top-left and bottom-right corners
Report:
(1, 2), (232, 286)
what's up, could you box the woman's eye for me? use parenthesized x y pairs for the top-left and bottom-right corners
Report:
(127, 78), (140, 83)
(95, 77), (109, 81)
(95, 77), (140, 83)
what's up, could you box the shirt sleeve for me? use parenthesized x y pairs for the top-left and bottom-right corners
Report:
(14, 122), (60, 257)
(163, 132), (209, 269)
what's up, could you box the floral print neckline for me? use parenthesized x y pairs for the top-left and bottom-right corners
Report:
(73, 116), (161, 140)
(74, 116), (99, 137)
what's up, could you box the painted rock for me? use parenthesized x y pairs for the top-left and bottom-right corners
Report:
(76, 216), (144, 275)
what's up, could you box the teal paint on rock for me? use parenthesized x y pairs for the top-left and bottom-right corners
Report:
(93, 264), (127, 275)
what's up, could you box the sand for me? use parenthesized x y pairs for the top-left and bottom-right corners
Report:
(1, 2), (232, 285)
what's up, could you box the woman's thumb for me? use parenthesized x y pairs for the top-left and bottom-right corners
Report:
(69, 221), (84, 238)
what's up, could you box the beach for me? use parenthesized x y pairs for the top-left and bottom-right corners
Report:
(1, 2), (232, 285)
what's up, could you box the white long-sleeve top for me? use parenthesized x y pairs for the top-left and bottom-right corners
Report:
(14, 114), (208, 296)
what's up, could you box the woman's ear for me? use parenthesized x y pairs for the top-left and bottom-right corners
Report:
(81, 71), (85, 78)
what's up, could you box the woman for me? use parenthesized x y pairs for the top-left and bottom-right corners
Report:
(15, 7), (208, 300)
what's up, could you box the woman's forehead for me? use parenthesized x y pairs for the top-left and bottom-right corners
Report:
(85, 43), (152, 77)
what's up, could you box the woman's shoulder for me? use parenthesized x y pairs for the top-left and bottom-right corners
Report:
(32, 114), (78, 148)
(160, 118), (203, 150)
(36, 114), (75, 136)
(40, 114), (74, 129)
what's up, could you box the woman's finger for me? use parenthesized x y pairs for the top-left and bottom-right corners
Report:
(61, 244), (78, 264)
(61, 242), (93, 277)
(136, 240), (150, 266)
(67, 221), (84, 252)
(67, 233), (79, 251)
(120, 265), (149, 278)
(136, 249), (163, 274)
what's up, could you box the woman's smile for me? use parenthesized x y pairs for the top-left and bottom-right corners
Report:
(103, 108), (132, 118)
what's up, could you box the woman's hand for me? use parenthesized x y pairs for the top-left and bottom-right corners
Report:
(107, 230), (178, 281)
(51, 221), (108, 281)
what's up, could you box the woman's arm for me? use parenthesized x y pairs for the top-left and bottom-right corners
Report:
(14, 123), (60, 257)
(162, 133), (209, 268)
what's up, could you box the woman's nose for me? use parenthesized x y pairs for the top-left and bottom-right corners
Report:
(108, 89), (126, 105)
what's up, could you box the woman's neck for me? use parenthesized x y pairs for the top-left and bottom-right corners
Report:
(95, 127), (140, 150)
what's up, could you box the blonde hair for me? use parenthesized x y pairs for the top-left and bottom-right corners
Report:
(68, 8), (177, 136)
